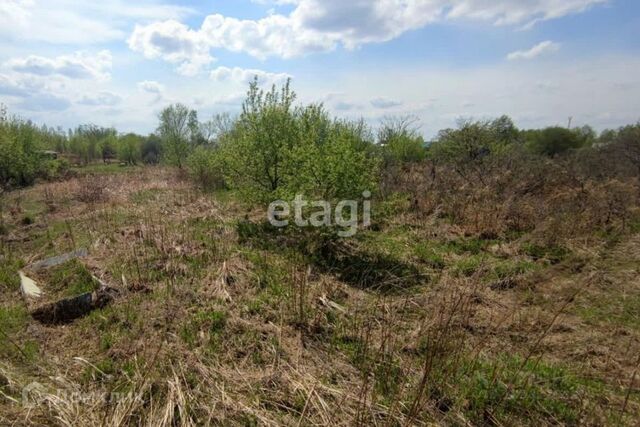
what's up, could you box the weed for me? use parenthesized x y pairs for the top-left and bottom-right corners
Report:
(490, 259), (539, 280)
(453, 255), (485, 277)
(414, 243), (446, 269)
(47, 260), (100, 297)
(522, 243), (570, 264)
(0, 256), (23, 291)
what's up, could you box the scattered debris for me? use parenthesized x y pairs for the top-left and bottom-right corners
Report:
(319, 294), (346, 313)
(28, 248), (88, 272)
(18, 248), (117, 325)
(30, 287), (117, 325)
(19, 271), (42, 299)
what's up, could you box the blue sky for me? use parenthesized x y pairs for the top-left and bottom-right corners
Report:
(1, 0), (639, 137)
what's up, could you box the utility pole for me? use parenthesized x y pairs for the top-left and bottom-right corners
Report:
(567, 116), (573, 129)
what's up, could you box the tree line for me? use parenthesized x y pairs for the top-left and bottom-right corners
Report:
(1, 79), (639, 208)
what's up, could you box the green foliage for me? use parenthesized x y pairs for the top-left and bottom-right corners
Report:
(524, 126), (588, 156)
(218, 78), (379, 205)
(453, 254), (486, 277)
(521, 243), (569, 264)
(69, 124), (117, 164)
(428, 117), (518, 185)
(459, 355), (594, 425)
(142, 134), (162, 164)
(0, 112), (69, 189)
(118, 133), (142, 165)
(378, 116), (426, 163)
(157, 103), (199, 168)
(414, 243), (446, 269)
(100, 134), (118, 163)
(186, 146), (225, 190)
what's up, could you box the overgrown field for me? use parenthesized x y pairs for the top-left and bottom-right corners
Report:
(1, 165), (639, 426)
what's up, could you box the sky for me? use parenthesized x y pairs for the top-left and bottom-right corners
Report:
(1, 0), (639, 137)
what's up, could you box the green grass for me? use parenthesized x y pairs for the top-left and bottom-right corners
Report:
(0, 304), (30, 358)
(489, 259), (539, 281)
(0, 255), (24, 291)
(73, 163), (140, 175)
(452, 255), (486, 277)
(446, 237), (495, 255)
(180, 309), (228, 350)
(576, 293), (640, 330)
(414, 243), (446, 269)
(521, 243), (570, 264)
(628, 215), (640, 233)
(454, 354), (610, 425)
(47, 259), (100, 297)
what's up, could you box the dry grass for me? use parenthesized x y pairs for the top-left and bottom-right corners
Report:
(1, 166), (639, 426)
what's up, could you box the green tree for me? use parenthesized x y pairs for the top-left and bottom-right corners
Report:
(100, 134), (117, 163)
(525, 127), (586, 156)
(217, 78), (378, 204)
(142, 134), (162, 165)
(118, 133), (142, 165)
(378, 116), (426, 164)
(219, 77), (298, 197)
(158, 104), (197, 168)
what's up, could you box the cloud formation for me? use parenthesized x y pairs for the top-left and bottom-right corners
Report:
(0, 0), (193, 44)
(129, 0), (605, 69)
(370, 97), (403, 109)
(6, 51), (112, 80)
(507, 41), (561, 60)
(210, 66), (291, 85)
(78, 91), (122, 106)
(129, 20), (213, 76)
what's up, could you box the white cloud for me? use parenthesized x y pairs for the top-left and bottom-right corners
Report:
(446, 0), (605, 27)
(128, 20), (214, 76)
(0, 0), (194, 45)
(138, 80), (165, 94)
(129, 0), (605, 67)
(210, 66), (291, 85)
(370, 97), (403, 109)
(137, 80), (166, 103)
(6, 51), (112, 80)
(0, 74), (30, 97)
(303, 54), (640, 136)
(78, 91), (122, 106)
(17, 93), (71, 112)
(507, 41), (561, 60)
(0, 72), (73, 112)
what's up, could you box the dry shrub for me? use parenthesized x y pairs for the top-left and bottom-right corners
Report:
(75, 175), (107, 204)
(384, 146), (640, 241)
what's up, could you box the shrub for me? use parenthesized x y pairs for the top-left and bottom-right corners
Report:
(157, 104), (200, 168)
(186, 146), (225, 190)
(525, 127), (587, 156)
(378, 116), (426, 164)
(118, 133), (142, 165)
(218, 78), (379, 205)
(142, 134), (162, 165)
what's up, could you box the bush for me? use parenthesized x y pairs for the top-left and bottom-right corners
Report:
(378, 116), (426, 164)
(142, 135), (162, 165)
(118, 133), (142, 165)
(0, 115), (65, 189)
(217, 78), (379, 204)
(186, 146), (225, 190)
(525, 127), (587, 156)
